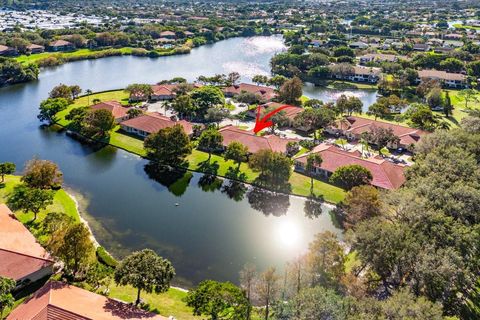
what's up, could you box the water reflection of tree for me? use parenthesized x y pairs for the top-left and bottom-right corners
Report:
(198, 174), (223, 192)
(247, 187), (290, 217)
(144, 162), (192, 196)
(303, 195), (324, 219)
(221, 180), (247, 202)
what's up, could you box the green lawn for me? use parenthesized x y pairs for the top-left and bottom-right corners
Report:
(15, 48), (134, 65)
(0, 175), (80, 225)
(109, 285), (200, 320)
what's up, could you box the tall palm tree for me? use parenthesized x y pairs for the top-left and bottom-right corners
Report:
(306, 153), (323, 195)
(85, 89), (93, 106)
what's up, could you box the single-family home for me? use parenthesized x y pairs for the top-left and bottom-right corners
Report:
(412, 43), (430, 51)
(358, 53), (407, 65)
(0, 45), (18, 56)
(0, 204), (53, 289)
(26, 43), (45, 54)
(90, 101), (130, 122)
(218, 125), (298, 154)
(120, 112), (193, 138)
(184, 31), (195, 38)
(159, 31), (177, 39)
(349, 41), (369, 49)
(48, 40), (74, 52)
(331, 65), (382, 83)
(7, 281), (167, 320)
(325, 116), (428, 149)
(150, 83), (201, 101)
(417, 69), (467, 88)
(294, 144), (406, 190)
(223, 83), (276, 102)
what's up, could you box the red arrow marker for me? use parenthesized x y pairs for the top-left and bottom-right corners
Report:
(253, 104), (294, 134)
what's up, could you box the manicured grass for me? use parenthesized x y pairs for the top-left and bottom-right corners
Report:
(453, 23), (480, 30)
(15, 48), (134, 65)
(56, 90), (130, 127)
(289, 172), (346, 203)
(0, 175), (80, 225)
(108, 284), (200, 320)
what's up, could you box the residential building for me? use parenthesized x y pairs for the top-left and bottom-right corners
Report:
(26, 43), (45, 54)
(159, 31), (177, 39)
(0, 45), (18, 56)
(150, 83), (200, 101)
(294, 144), (406, 190)
(325, 116), (428, 149)
(90, 101), (130, 122)
(417, 69), (467, 88)
(246, 102), (303, 124)
(218, 125), (298, 154)
(7, 281), (167, 320)
(0, 204), (53, 288)
(412, 43), (430, 51)
(349, 41), (368, 49)
(223, 83), (276, 101)
(358, 53), (407, 65)
(331, 65), (382, 83)
(48, 40), (74, 52)
(120, 112), (193, 138)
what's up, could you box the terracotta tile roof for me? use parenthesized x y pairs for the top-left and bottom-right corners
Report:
(418, 69), (466, 81)
(7, 281), (167, 320)
(223, 83), (276, 101)
(120, 112), (193, 135)
(259, 102), (303, 120)
(0, 204), (53, 280)
(159, 31), (176, 36)
(0, 45), (12, 52)
(27, 44), (45, 50)
(49, 40), (72, 47)
(90, 101), (129, 120)
(332, 116), (428, 146)
(353, 65), (382, 76)
(219, 125), (298, 153)
(295, 144), (406, 190)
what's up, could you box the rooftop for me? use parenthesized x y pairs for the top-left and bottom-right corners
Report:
(120, 112), (193, 135)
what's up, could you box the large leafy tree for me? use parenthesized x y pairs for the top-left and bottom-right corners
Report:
(170, 94), (196, 119)
(249, 150), (292, 189)
(53, 223), (95, 278)
(197, 128), (223, 162)
(224, 141), (249, 170)
(329, 165), (372, 190)
(278, 76), (303, 105)
(339, 185), (381, 229)
(144, 124), (192, 167)
(186, 280), (249, 320)
(83, 109), (116, 138)
(124, 83), (153, 101)
(0, 277), (15, 320)
(21, 158), (63, 189)
(0, 162), (15, 183)
(7, 184), (54, 221)
(114, 249), (175, 306)
(191, 86), (225, 116)
(294, 108), (336, 139)
(38, 98), (69, 124)
(256, 267), (280, 320)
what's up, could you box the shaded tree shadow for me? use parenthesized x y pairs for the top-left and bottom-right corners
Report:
(144, 162), (192, 197)
(329, 206), (345, 229)
(253, 175), (292, 193)
(246, 187), (290, 217)
(103, 299), (159, 319)
(198, 174), (223, 192)
(221, 180), (248, 202)
(198, 160), (219, 175)
(303, 194), (324, 219)
(225, 166), (247, 182)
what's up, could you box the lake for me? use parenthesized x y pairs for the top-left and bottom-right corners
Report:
(0, 35), (373, 286)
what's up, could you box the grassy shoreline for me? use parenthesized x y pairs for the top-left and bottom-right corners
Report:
(0, 175), (201, 319)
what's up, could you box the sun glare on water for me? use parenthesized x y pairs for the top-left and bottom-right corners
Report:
(275, 219), (302, 249)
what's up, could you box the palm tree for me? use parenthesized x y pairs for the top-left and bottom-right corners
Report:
(85, 89), (93, 106)
(306, 153), (323, 194)
(359, 138), (369, 157)
(335, 138), (348, 151)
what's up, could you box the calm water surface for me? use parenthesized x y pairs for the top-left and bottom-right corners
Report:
(0, 36), (368, 285)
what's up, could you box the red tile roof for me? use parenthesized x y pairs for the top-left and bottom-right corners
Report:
(49, 40), (72, 47)
(259, 102), (303, 120)
(418, 69), (466, 81)
(120, 112), (193, 135)
(332, 116), (428, 146)
(90, 101), (129, 120)
(219, 125), (297, 153)
(295, 144), (406, 190)
(7, 281), (167, 320)
(223, 83), (276, 101)
(0, 204), (53, 280)
(151, 84), (177, 96)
